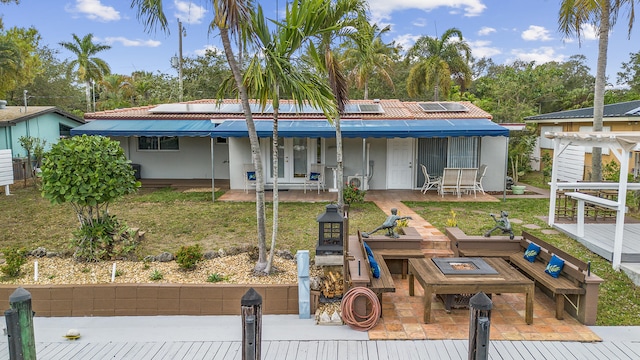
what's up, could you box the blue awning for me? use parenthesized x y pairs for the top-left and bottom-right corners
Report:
(70, 120), (216, 137)
(211, 119), (509, 138)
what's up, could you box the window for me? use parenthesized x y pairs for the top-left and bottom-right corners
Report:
(138, 136), (179, 150)
(59, 124), (72, 138)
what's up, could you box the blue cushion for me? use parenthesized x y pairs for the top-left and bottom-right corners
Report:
(523, 243), (541, 263)
(246, 171), (256, 181)
(363, 241), (373, 257)
(309, 172), (320, 181)
(545, 254), (565, 278)
(368, 254), (380, 278)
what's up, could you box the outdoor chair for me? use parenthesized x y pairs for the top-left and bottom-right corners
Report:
(304, 164), (325, 194)
(475, 164), (487, 194)
(458, 168), (478, 198)
(420, 164), (441, 194)
(244, 164), (257, 193)
(439, 168), (460, 197)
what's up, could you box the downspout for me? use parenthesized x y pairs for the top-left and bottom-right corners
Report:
(362, 139), (366, 188)
(503, 136), (508, 202)
(211, 137), (215, 202)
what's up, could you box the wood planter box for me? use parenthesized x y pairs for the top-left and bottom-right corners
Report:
(0, 283), (299, 317)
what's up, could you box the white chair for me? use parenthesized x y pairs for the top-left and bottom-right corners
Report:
(304, 164), (325, 194)
(244, 164), (257, 193)
(458, 168), (478, 198)
(439, 168), (460, 197)
(420, 164), (441, 194)
(475, 164), (487, 194)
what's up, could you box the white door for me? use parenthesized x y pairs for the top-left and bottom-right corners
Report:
(387, 138), (414, 189)
(270, 137), (308, 183)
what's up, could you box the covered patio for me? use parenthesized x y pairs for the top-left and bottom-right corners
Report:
(546, 131), (640, 272)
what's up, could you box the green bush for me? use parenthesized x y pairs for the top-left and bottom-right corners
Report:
(71, 215), (139, 262)
(149, 269), (163, 281)
(207, 273), (227, 283)
(1, 247), (28, 278)
(175, 244), (204, 270)
(343, 183), (366, 204)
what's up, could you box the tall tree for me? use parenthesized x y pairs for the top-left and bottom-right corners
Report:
(59, 33), (111, 112)
(243, 1), (336, 273)
(0, 26), (41, 99)
(406, 28), (472, 101)
(558, 0), (637, 181)
(341, 19), (396, 99)
(307, 0), (367, 211)
(132, 0), (270, 272)
(618, 50), (640, 94)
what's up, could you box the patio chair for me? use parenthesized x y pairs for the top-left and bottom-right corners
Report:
(439, 168), (460, 197)
(475, 164), (487, 194)
(458, 168), (478, 198)
(304, 164), (325, 194)
(244, 164), (257, 193)
(420, 164), (441, 194)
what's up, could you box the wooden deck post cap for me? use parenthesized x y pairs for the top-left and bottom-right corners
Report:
(469, 292), (493, 310)
(241, 288), (262, 306)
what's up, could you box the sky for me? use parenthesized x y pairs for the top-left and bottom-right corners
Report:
(1, 0), (639, 86)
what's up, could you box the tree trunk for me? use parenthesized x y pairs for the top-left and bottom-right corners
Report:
(363, 80), (368, 100)
(591, 2), (610, 182)
(85, 80), (92, 112)
(266, 101), (280, 275)
(219, 27), (268, 272)
(336, 114), (344, 211)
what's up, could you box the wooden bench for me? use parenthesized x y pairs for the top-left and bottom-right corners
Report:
(345, 231), (395, 315)
(565, 191), (625, 238)
(446, 227), (521, 259)
(508, 231), (604, 325)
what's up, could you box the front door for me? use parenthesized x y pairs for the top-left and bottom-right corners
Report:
(387, 138), (414, 189)
(271, 137), (308, 183)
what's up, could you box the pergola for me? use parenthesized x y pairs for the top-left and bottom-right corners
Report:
(546, 131), (640, 270)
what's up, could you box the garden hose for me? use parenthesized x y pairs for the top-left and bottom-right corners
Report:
(340, 287), (381, 331)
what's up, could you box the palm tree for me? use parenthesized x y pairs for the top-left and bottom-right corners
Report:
(59, 33), (111, 112)
(131, 0), (270, 272)
(307, 0), (367, 211)
(406, 28), (472, 101)
(558, 0), (637, 181)
(243, 1), (337, 273)
(341, 19), (396, 99)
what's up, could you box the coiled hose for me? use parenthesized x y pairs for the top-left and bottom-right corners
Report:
(340, 287), (381, 331)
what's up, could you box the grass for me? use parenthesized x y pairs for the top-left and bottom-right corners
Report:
(1, 181), (639, 325)
(404, 198), (640, 326)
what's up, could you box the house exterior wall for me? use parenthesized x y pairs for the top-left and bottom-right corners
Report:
(114, 136), (218, 179)
(539, 121), (640, 177)
(480, 136), (508, 192)
(228, 137), (254, 190)
(2, 114), (80, 156)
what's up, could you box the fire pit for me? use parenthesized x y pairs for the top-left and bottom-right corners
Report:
(432, 257), (498, 275)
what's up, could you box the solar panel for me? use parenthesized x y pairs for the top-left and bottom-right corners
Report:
(358, 104), (384, 113)
(344, 104), (361, 113)
(418, 102), (468, 112)
(150, 103), (222, 113)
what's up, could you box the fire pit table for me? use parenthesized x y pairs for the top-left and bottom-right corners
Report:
(408, 257), (534, 324)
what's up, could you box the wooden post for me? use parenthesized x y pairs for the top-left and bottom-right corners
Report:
(8, 287), (36, 360)
(241, 288), (262, 360)
(468, 292), (492, 360)
(5, 309), (22, 359)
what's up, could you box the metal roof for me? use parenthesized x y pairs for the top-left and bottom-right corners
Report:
(525, 100), (640, 121)
(70, 120), (216, 137)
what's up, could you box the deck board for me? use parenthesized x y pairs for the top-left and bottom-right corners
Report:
(4, 339), (640, 359)
(554, 223), (640, 262)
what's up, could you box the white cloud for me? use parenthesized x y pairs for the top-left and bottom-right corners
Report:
(66, 0), (120, 22)
(368, 0), (486, 23)
(174, 0), (207, 25)
(477, 26), (496, 36)
(521, 25), (552, 41)
(104, 37), (162, 47)
(509, 47), (566, 64)
(393, 33), (422, 51)
(412, 18), (427, 27)
(194, 45), (223, 57)
(468, 40), (501, 58)
(580, 23), (599, 40)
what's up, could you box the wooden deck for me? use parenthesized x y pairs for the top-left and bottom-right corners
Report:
(3, 339), (639, 359)
(554, 223), (640, 263)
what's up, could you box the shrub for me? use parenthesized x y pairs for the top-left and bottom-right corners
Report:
(207, 273), (227, 283)
(71, 215), (140, 262)
(1, 247), (28, 278)
(446, 210), (458, 227)
(343, 183), (366, 204)
(149, 269), (163, 281)
(175, 244), (204, 270)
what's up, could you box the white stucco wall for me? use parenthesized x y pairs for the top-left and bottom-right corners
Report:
(114, 136), (223, 179)
(480, 136), (508, 192)
(228, 137), (254, 190)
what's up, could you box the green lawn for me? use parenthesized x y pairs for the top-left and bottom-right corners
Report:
(1, 182), (638, 325)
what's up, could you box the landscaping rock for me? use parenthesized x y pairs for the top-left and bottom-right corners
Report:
(156, 252), (174, 262)
(203, 251), (219, 260)
(31, 247), (47, 258)
(276, 249), (294, 260)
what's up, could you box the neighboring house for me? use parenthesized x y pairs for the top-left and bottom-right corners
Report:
(525, 100), (640, 179)
(72, 99), (509, 191)
(0, 101), (85, 157)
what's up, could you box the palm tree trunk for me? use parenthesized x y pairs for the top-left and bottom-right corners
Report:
(591, 2), (610, 182)
(266, 97), (280, 274)
(85, 80), (92, 112)
(336, 114), (344, 210)
(219, 27), (268, 271)
(363, 80), (368, 100)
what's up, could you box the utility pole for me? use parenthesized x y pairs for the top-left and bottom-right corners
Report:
(178, 20), (184, 102)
